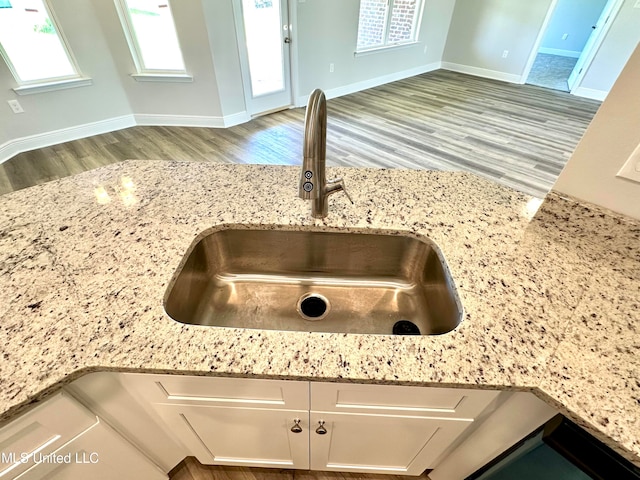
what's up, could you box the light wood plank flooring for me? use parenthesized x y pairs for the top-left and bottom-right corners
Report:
(0, 70), (601, 198)
(169, 458), (431, 480)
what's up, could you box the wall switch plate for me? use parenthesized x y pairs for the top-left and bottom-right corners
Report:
(616, 143), (640, 183)
(502, 50), (509, 58)
(7, 99), (24, 114)
(329, 63), (334, 73)
(562, 33), (569, 40)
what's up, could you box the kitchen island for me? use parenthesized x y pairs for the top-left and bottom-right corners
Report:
(0, 161), (638, 467)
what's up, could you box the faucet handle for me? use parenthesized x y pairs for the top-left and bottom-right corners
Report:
(327, 177), (354, 204)
(340, 180), (354, 205)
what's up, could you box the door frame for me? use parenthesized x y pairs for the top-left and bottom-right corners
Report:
(232, 0), (296, 117)
(520, 0), (624, 95)
(566, 0), (624, 92)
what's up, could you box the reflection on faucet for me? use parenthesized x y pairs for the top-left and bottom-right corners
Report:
(299, 89), (352, 218)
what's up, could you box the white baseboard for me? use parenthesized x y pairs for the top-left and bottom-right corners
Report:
(222, 111), (251, 127)
(0, 115), (136, 164)
(571, 86), (608, 101)
(326, 62), (442, 100)
(295, 62), (442, 106)
(0, 111), (250, 164)
(538, 47), (581, 58)
(441, 62), (521, 84)
(134, 114), (226, 128)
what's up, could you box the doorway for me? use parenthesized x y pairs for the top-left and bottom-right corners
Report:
(524, 0), (623, 93)
(233, 0), (293, 117)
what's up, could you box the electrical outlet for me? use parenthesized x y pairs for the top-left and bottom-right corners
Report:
(7, 99), (24, 114)
(616, 143), (640, 183)
(502, 50), (509, 58)
(329, 63), (334, 73)
(562, 33), (569, 40)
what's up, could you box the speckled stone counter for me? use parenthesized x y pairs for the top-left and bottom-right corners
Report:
(0, 161), (638, 466)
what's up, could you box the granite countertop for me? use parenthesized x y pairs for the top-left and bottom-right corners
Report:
(0, 161), (638, 466)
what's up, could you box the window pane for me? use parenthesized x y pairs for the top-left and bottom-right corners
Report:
(0, 0), (76, 82)
(388, 0), (418, 44)
(241, 0), (284, 97)
(125, 0), (184, 71)
(356, 0), (388, 50)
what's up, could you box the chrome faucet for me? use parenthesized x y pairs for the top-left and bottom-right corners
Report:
(299, 89), (351, 218)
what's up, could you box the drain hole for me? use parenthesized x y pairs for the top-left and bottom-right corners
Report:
(297, 294), (329, 321)
(393, 320), (421, 335)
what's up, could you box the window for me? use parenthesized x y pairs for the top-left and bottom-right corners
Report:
(115, 0), (186, 76)
(0, 0), (81, 84)
(356, 0), (424, 52)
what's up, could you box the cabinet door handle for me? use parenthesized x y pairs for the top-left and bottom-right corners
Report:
(291, 418), (303, 433)
(315, 420), (327, 435)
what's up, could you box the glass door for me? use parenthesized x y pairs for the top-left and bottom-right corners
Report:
(234, 0), (292, 116)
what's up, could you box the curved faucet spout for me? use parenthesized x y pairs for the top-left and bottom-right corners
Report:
(299, 89), (351, 218)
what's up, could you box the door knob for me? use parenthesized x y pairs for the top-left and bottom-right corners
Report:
(284, 37), (291, 44)
(291, 418), (303, 433)
(315, 420), (327, 435)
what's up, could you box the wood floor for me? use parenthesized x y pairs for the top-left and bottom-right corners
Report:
(0, 70), (601, 198)
(169, 458), (430, 480)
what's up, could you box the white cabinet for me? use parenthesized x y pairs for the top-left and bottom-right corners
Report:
(309, 413), (470, 474)
(123, 374), (309, 469)
(152, 405), (309, 469)
(309, 382), (499, 475)
(16, 420), (166, 480)
(123, 374), (500, 476)
(0, 393), (96, 479)
(0, 392), (166, 480)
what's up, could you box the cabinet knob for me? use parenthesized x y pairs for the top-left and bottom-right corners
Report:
(291, 418), (303, 433)
(315, 420), (327, 435)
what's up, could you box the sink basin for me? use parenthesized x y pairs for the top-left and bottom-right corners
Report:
(164, 228), (463, 335)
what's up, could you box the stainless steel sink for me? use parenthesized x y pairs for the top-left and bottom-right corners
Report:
(164, 228), (463, 335)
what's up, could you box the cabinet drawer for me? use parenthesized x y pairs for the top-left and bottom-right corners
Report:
(311, 382), (499, 419)
(122, 374), (309, 410)
(0, 392), (97, 479)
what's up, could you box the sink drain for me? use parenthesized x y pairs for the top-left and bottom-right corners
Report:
(392, 320), (421, 335)
(297, 293), (330, 321)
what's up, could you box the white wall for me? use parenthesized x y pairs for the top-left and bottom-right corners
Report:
(540, 0), (608, 56)
(295, 0), (455, 100)
(553, 43), (640, 220)
(201, 1), (247, 119)
(578, 0), (640, 93)
(93, 0), (224, 122)
(441, 0), (638, 94)
(0, 0), (132, 143)
(443, 0), (552, 82)
(0, 0), (241, 160)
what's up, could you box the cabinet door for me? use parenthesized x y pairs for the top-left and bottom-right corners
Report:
(16, 420), (166, 480)
(309, 412), (471, 476)
(0, 393), (97, 479)
(153, 404), (309, 470)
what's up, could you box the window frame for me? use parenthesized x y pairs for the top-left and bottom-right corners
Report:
(0, 0), (84, 87)
(355, 0), (425, 53)
(113, 0), (189, 79)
